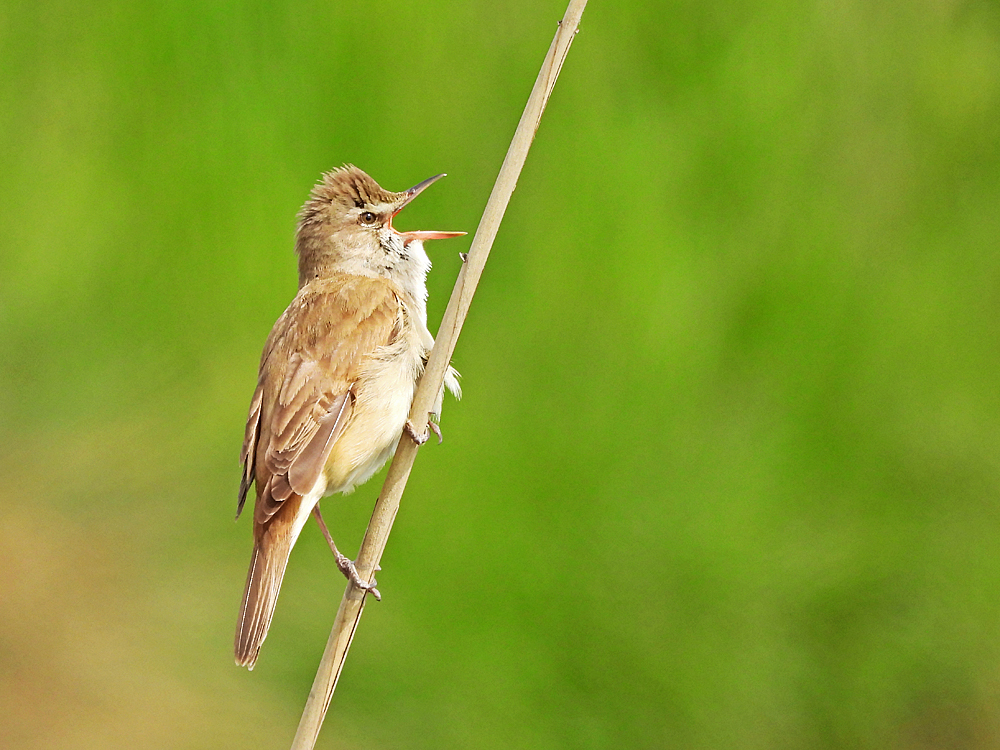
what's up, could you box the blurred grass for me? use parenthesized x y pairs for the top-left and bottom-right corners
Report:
(2, 0), (1000, 748)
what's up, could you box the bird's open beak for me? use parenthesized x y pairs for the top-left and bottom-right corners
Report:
(392, 173), (467, 244)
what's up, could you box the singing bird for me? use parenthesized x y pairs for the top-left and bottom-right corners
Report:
(235, 165), (464, 669)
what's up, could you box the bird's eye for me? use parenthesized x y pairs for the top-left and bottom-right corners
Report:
(360, 211), (378, 225)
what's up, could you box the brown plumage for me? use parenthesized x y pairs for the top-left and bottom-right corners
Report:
(235, 166), (463, 669)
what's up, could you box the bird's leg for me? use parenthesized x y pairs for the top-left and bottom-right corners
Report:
(311, 504), (381, 601)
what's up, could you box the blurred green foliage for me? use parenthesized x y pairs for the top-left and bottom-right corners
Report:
(2, 0), (999, 747)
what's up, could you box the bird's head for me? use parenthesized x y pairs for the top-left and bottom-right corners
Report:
(295, 165), (465, 288)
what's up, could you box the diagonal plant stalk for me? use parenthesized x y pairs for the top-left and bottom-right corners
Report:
(290, 2), (588, 747)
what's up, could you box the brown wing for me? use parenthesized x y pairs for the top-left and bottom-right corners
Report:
(238, 274), (403, 525)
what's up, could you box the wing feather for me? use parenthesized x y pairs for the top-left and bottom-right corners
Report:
(288, 392), (352, 495)
(237, 384), (264, 518)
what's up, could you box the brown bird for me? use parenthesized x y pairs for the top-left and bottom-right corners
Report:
(234, 165), (464, 669)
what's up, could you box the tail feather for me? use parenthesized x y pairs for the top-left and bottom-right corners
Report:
(235, 532), (294, 669)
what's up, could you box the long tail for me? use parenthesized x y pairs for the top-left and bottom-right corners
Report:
(235, 527), (295, 669)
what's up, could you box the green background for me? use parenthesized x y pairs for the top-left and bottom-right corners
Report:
(2, 0), (999, 747)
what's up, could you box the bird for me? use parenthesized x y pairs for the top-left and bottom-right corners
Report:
(234, 165), (464, 669)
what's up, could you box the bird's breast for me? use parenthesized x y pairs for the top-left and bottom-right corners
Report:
(321, 326), (425, 494)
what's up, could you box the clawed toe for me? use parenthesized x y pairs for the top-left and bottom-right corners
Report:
(405, 419), (443, 445)
(404, 420), (429, 445)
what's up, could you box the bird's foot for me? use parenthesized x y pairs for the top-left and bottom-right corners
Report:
(405, 419), (443, 445)
(404, 420), (428, 445)
(335, 552), (381, 601)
